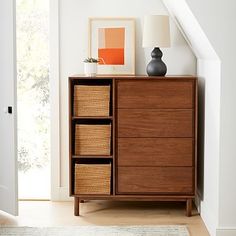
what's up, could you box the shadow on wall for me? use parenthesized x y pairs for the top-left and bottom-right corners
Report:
(197, 77), (205, 201)
(135, 18), (145, 75)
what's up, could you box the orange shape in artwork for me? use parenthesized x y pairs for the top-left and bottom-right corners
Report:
(98, 48), (124, 65)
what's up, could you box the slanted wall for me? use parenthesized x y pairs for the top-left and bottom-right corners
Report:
(162, 1), (221, 236)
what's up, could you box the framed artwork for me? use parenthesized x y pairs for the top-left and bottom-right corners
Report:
(89, 18), (135, 75)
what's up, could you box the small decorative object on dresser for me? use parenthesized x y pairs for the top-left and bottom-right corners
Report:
(142, 15), (171, 76)
(83, 57), (99, 77)
(69, 75), (198, 217)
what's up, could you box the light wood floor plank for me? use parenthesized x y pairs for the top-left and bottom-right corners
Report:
(0, 201), (209, 236)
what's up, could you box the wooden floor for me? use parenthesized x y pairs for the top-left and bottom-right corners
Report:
(0, 201), (209, 236)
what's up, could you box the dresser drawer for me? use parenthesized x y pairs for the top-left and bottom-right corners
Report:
(118, 138), (193, 167)
(117, 167), (194, 194)
(117, 80), (194, 109)
(117, 109), (193, 137)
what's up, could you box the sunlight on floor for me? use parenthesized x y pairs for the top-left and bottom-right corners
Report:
(0, 201), (209, 236)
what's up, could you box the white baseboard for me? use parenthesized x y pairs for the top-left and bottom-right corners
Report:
(216, 228), (236, 236)
(51, 187), (73, 201)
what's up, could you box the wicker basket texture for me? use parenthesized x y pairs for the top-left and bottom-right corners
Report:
(74, 163), (111, 195)
(75, 124), (111, 155)
(74, 85), (110, 116)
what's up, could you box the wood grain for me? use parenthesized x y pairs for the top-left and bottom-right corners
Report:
(69, 79), (73, 196)
(112, 78), (116, 195)
(74, 197), (80, 216)
(186, 199), (193, 217)
(2, 200), (210, 236)
(70, 75), (197, 80)
(118, 138), (193, 167)
(117, 167), (194, 194)
(118, 109), (193, 137)
(117, 80), (194, 109)
(71, 195), (194, 200)
(68, 76), (197, 217)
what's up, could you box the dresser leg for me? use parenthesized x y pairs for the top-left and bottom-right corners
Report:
(74, 197), (80, 216)
(186, 199), (192, 217)
(80, 200), (85, 203)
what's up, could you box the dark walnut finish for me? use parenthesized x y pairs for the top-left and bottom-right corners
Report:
(118, 138), (193, 167)
(117, 109), (193, 137)
(69, 75), (198, 217)
(117, 167), (194, 194)
(117, 80), (194, 109)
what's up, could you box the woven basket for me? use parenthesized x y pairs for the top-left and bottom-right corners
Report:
(74, 85), (110, 117)
(75, 124), (111, 155)
(74, 163), (111, 195)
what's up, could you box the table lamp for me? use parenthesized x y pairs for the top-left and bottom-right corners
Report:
(142, 15), (170, 76)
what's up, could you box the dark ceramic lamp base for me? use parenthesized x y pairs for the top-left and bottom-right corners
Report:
(146, 47), (167, 76)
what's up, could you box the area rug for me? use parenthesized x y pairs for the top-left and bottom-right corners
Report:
(0, 225), (189, 236)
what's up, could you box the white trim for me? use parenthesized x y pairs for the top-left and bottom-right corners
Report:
(52, 187), (72, 201)
(13, 0), (19, 215)
(163, 0), (219, 60)
(49, 0), (61, 201)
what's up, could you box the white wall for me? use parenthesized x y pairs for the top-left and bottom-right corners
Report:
(197, 59), (221, 236)
(162, 2), (221, 235)
(57, 0), (196, 197)
(186, 0), (236, 235)
(163, 0), (236, 235)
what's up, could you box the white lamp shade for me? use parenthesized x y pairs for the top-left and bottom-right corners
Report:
(142, 15), (170, 48)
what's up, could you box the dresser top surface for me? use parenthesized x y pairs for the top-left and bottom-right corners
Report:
(69, 75), (197, 80)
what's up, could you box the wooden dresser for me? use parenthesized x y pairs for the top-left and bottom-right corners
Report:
(69, 75), (197, 216)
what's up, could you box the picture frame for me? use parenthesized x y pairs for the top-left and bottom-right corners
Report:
(88, 17), (135, 75)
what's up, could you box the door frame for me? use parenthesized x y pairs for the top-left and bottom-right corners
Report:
(50, 0), (69, 200)
(0, 0), (18, 215)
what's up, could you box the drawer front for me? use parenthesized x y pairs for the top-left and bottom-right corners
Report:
(117, 167), (194, 194)
(117, 80), (194, 109)
(117, 109), (193, 137)
(118, 138), (193, 167)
